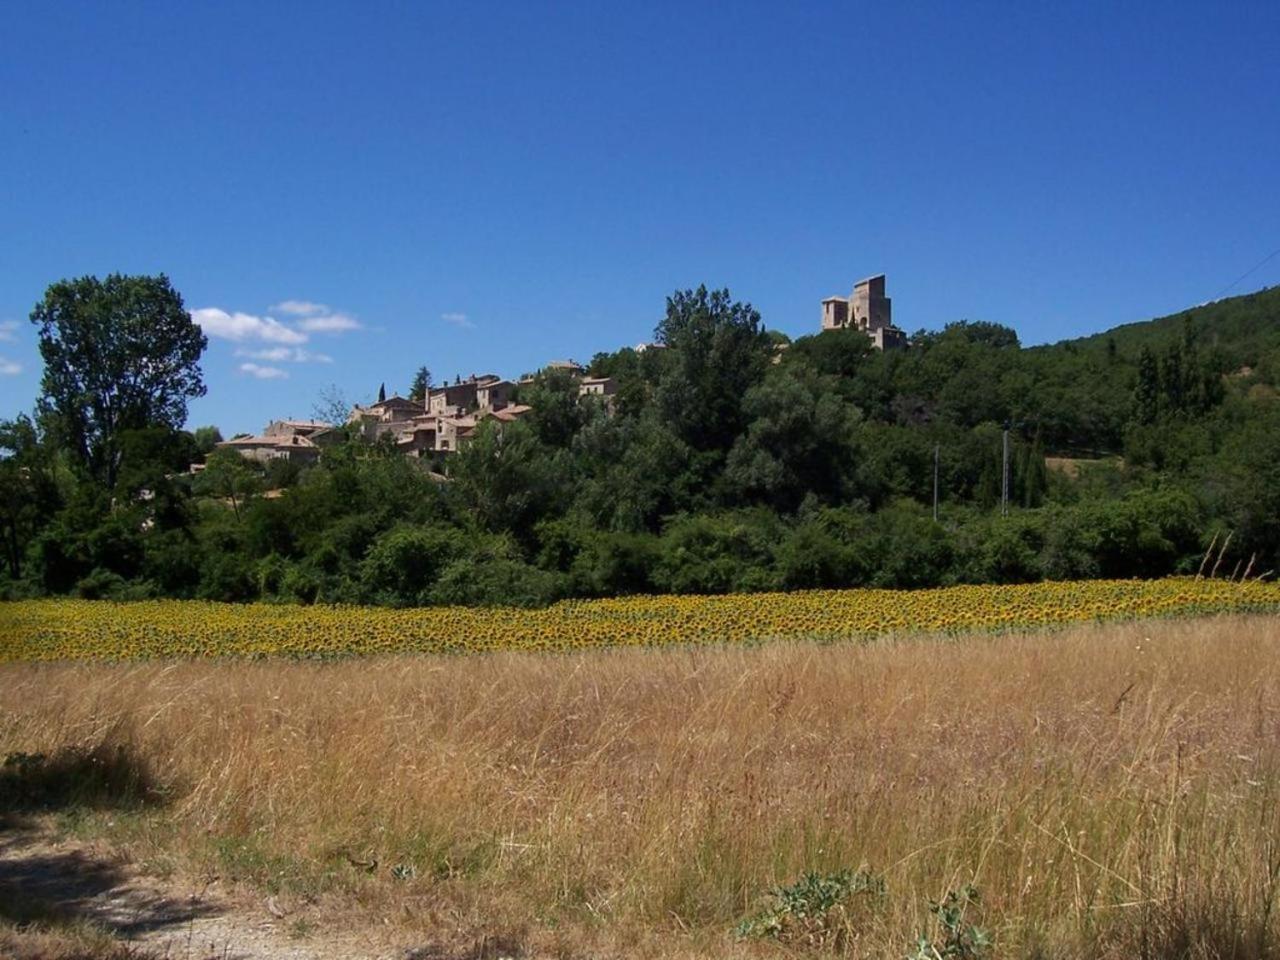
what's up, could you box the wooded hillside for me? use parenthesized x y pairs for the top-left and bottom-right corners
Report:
(3, 279), (1278, 605)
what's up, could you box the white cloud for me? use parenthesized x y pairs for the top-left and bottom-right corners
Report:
(192, 307), (307, 345)
(235, 346), (333, 364)
(296, 312), (361, 333)
(271, 300), (329, 317)
(0, 356), (21, 376)
(0, 320), (18, 343)
(441, 312), (474, 329)
(239, 362), (289, 380)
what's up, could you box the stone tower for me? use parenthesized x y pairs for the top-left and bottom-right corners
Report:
(850, 274), (891, 331)
(821, 297), (849, 331)
(820, 274), (905, 349)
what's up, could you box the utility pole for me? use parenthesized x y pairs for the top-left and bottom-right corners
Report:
(933, 443), (940, 522)
(1001, 427), (1010, 517)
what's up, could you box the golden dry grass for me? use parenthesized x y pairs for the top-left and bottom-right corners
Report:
(2, 614), (1279, 958)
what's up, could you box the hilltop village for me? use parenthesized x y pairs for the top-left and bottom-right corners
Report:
(219, 275), (907, 464)
(218, 361), (616, 464)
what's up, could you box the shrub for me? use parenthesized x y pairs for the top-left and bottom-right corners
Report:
(736, 869), (885, 947)
(198, 552), (258, 602)
(430, 557), (567, 608)
(909, 886), (991, 960)
(653, 512), (783, 595)
(568, 530), (660, 596)
(359, 525), (465, 606)
(74, 567), (131, 600)
(773, 520), (862, 589)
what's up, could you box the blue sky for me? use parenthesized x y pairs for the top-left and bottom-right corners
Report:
(2, 0), (1278, 434)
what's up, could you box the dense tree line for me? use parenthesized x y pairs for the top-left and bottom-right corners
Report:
(3, 275), (1279, 606)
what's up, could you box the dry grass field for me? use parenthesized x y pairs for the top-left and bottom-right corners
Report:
(2, 613), (1279, 958)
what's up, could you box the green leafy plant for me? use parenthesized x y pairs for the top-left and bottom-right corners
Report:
(736, 868), (885, 946)
(909, 885), (991, 960)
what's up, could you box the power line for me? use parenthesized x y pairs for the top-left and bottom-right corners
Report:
(1208, 244), (1280, 302)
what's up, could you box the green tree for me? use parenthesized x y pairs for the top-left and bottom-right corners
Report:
(784, 328), (875, 381)
(1162, 341), (1185, 413)
(194, 448), (262, 521)
(569, 411), (695, 532)
(193, 426), (224, 457)
(449, 420), (565, 540)
(654, 285), (772, 452)
(1220, 406), (1280, 570)
(409, 366), (432, 402)
(724, 362), (861, 511)
(525, 367), (589, 447)
(0, 415), (61, 580)
(652, 511), (783, 594)
(359, 524), (463, 605)
(30, 274), (207, 489)
(1134, 346), (1160, 424)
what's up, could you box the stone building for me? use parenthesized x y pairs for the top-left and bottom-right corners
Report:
(821, 274), (907, 349)
(476, 378), (514, 411)
(544, 359), (584, 374)
(578, 377), (616, 398)
(228, 362), (609, 466)
(348, 396), (423, 443)
(421, 374), (534, 453)
(215, 419), (333, 464)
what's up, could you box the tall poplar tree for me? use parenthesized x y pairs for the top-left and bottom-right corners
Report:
(30, 274), (207, 489)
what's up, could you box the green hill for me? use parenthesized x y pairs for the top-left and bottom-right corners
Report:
(1062, 284), (1280, 367)
(5, 280), (1280, 605)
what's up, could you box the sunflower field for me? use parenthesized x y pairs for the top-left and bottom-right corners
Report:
(1, 578), (1278, 663)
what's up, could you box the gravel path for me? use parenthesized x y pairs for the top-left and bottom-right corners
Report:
(0, 827), (429, 960)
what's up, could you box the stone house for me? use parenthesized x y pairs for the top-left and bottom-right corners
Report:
(433, 413), (475, 453)
(230, 361), (604, 465)
(483, 403), (532, 424)
(348, 396), (424, 442)
(544, 359), (584, 374)
(427, 379), (482, 416)
(476, 378), (514, 411)
(216, 420), (329, 464)
(578, 377), (617, 398)
(393, 420), (438, 457)
(265, 419), (331, 439)
(417, 375), (536, 453)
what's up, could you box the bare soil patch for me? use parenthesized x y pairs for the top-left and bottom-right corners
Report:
(0, 821), (424, 960)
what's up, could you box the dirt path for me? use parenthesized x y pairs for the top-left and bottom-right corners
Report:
(0, 826), (437, 960)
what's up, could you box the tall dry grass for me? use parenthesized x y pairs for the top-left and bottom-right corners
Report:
(2, 614), (1279, 958)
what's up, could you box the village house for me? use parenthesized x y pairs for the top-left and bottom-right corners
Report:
(578, 376), (619, 412)
(426, 377), (485, 416)
(821, 274), (908, 349)
(476, 378), (514, 411)
(214, 419), (334, 464)
(578, 376), (617, 398)
(346, 394), (435, 454)
(219, 360), (618, 465)
(348, 396), (424, 441)
(338, 374), (552, 456)
(427, 375), (537, 452)
(544, 359), (584, 374)
(216, 274), (908, 471)
(393, 419), (437, 457)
